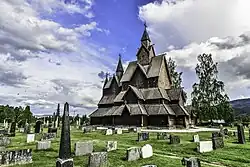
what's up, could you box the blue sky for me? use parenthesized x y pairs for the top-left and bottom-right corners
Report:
(0, 0), (250, 116)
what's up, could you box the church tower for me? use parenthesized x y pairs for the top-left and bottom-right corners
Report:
(116, 54), (124, 80)
(137, 23), (155, 66)
(141, 23), (151, 48)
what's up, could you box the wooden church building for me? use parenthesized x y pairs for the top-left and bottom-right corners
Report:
(89, 24), (193, 128)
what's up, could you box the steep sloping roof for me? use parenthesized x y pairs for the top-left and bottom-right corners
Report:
(104, 105), (126, 116)
(126, 104), (148, 115)
(159, 88), (170, 100)
(120, 61), (137, 82)
(113, 91), (126, 103)
(104, 77), (113, 89)
(166, 88), (182, 101)
(89, 108), (111, 117)
(141, 88), (162, 100)
(141, 88), (170, 100)
(163, 104), (176, 115)
(145, 104), (169, 115)
(98, 94), (116, 105)
(147, 55), (163, 78)
(169, 104), (189, 116)
(129, 86), (144, 100)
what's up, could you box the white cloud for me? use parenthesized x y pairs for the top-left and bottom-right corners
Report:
(30, 0), (94, 17)
(0, 0), (114, 115)
(139, 0), (250, 103)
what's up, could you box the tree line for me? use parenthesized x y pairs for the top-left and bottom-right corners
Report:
(0, 105), (34, 127)
(167, 53), (234, 123)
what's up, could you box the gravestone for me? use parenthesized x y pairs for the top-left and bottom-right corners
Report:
(141, 144), (153, 159)
(27, 134), (35, 143)
(106, 141), (117, 152)
(24, 123), (31, 134)
(9, 122), (16, 137)
(48, 127), (58, 134)
(127, 147), (141, 161)
(0, 129), (8, 136)
(19, 128), (25, 133)
(193, 134), (199, 143)
(56, 102), (73, 167)
(237, 124), (246, 144)
(35, 121), (42, 133)
(0, 149), (32, 165)
(88, 152), (108, 167)
(157, 132), (169, 140)
(83, 127), (92, 133)
(212, 136), (224, 150)
(138, 132), (149, 141)
(223, 128), (229, 136)
(197, 141), (213, 153)
(136, 127), (142, 133)
(115, 128), (122, 134)
(41, 133), (56, 141)
(0, 137), (11, 146)
(142, 165), (157, 167)
(105, 129), (113, 135)
(170, 135), (180, 144)
(181, 157), (201, 167)
(74, 141), (93, 156)
(37, 141), (51, 150)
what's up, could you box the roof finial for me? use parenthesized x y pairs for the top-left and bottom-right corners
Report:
(144, 22), (147, 28)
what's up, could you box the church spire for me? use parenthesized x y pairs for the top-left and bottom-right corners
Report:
(141, 22), (151, 47)
(116, 54), (124, 80)
(103, 73), (109, 88)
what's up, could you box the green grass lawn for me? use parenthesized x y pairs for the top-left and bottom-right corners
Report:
(5, 127), (250, 167)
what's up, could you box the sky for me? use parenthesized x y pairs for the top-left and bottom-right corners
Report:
(0, 0), (250, 116)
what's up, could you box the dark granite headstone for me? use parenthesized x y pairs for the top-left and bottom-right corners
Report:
(83, 127), (92, 133)
(35, 121), (42, 133)
(56, 102), (73, 167)
(138, 132), (149, 141)
(170, 135), (180, 144)
(41, 133), (56, 141)
(9, 122), (16, 137)
(237, 124), (245, 144)
(212, 137), (224, 149)
(181, 157), (201, 167)
(157, 132), (169, 140)
(48, 127), (58, 134)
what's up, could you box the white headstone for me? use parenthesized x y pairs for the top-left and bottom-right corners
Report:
(5, 121), (8, 129)
(136, 127), (142, 133)
(27, 134), (35, 143)
(46, 120), (49, 127)
(193, 134), (199, 143)
(19, 128), (25, 133)
(141, 144), (153, 159)
(197, 141), (213, 153)
(74, 141), (93, 156)
(116, 128), (122, 135)
(105, 129), (113, 135)
(36, 141), (51, 150)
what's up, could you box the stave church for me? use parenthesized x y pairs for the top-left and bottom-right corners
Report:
(89, 24), (195, 128)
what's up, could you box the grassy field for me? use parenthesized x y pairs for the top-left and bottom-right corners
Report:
(5, 127), (250, 167)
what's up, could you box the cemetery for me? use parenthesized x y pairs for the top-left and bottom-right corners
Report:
(0, 107), (250, 167)
(0, 2), (249, 167)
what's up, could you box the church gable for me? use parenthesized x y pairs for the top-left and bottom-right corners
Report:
(158, 56), (171, 89)
(103, 76), (120, 95)
(130, 65), (148, 88)
(136, 45), (150, 65)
